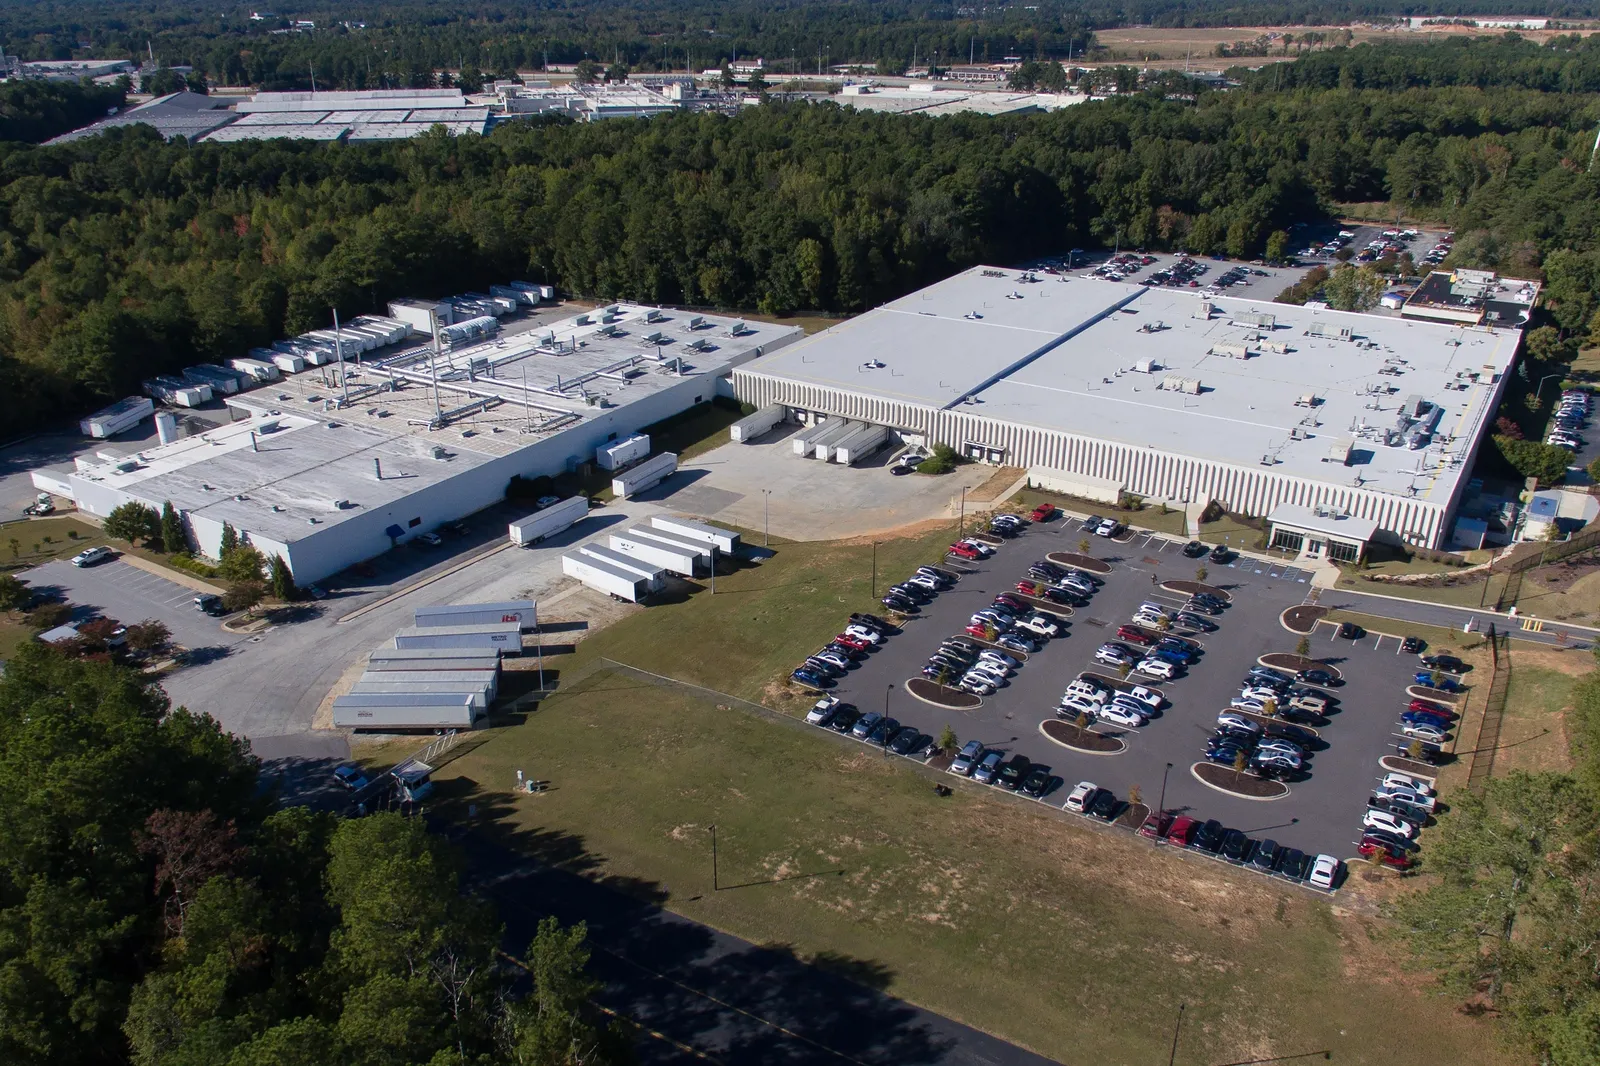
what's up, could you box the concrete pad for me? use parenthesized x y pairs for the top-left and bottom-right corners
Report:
(674, 433), (994, 540)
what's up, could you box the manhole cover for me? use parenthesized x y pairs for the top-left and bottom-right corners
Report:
(1142, 556), (1161, 565)
(248, 636), (264, 643)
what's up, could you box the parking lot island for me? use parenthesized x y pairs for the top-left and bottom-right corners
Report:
(1281, 605), (1328, 633)
(1041, 719), (1127, 755)
(906, 678), (982, 710)
(1191, 761), (1291, 800)
(1046, 551), (1111, 574)
(1260, 652), (1339, 678)
(1162, 578), (1231, 602)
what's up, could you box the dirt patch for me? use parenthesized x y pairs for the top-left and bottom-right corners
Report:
(1408, 685), (1463, 704)
(966, 465), (1026, 503)
(1282, 605), (1327, 633)
(1046, 551), (1112, 574)
(1162, 579), (1230, 601)
(1261, 652), (1336, 677)
(1381, 755), (1440, 780)
(1040, 719), (1127, 754)
(1193, 762), (1291, 799)
(906, 678), (982, 710)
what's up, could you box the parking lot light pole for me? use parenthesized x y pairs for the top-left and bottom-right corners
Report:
(708, 823), (718, 891)
(958, 486), (968, 538)
(1158, 761), (1173, 818)
(871, 541), (877, 598)
(762, 489), (771, 547)
(883, 683), (894, 758)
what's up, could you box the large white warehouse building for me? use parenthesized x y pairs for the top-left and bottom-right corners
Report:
(43, 304), (800, 582)
(732, 266), (1525, 551)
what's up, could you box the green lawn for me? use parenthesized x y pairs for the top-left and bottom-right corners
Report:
(1323, 608), (1488, 653)
(437, 666), (1514, 1066)
(0, 515), (109, 572)
(1496, 657), (1581, 776)
(1007, 486), (1190, 536)
(1197, 514), (1268, 551)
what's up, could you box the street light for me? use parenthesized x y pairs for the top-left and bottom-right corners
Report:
(883, 683), (895, 758)
(762, 488), (771, 547)
(958, 485), (968, 538)
(708, 823), (718, 891)
(1536, 373), (1564, 406)
(1158, 761), (1173, 820)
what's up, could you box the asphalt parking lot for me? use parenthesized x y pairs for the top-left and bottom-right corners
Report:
(22, 555), (239, 655)
(815, 516), (1436, 864)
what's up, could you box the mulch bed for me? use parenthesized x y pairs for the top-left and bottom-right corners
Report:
(1114, 800), (1151, 831)
(1041, 719), (1126, 753)
(1046, 551), (1112, 574)
(1408, 685), (1463, 704)
(926, 751), (957, 773)
(1192, 762), (1291, 799)
(1012, 594), (1074, 616)
(1260, 652), (1338, 678)
(1281, 605), (1328, 634)
(971, 533), (1004, 546)
(1161, 579), (1231, 601)
(1380, 755), (1440, 779)
(905, 678), (982, 709)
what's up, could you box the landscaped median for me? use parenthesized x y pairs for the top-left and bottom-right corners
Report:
(1046, 551), (1112, 574)
(906, 678), (982, 710)
(1191, 761), (1291, 800)
(1280, 604), (1328, 634)
(1040, 717), (1127, 754)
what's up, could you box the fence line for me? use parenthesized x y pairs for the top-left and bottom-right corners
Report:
(1467, 625), (1511, 795)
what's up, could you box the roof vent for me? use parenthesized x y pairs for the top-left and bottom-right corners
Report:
(271, 505), (284, 512)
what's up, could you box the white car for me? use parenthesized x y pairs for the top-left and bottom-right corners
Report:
(1381, 771), (1434, 797)
(1229, 696), (1267, 713)
(959, 676), (996, 696)
(843, 625), (882, 645)
(1097, 704), (1144, 728)
(977, 649), (1019, 668)
(906, 574), (941, 592)
(1123, 685), (1162, 712)
(1094, 646), (1133, 667)
(1239, 685), (1282, 703)
(1216, 712), (1263, 733)
(1375, 785), (1437, 812)
(1059, 695), (1102, 717)
(812, 651), (850, 671)
(970, 612), (1012, 630)
(1135, 658), (1176, 680)
(1095, 519), (1120, 537)
(1307, 854), (1341, 890)
(1362, 809), (1417, 839)
(1134, 608), (1170, 626)
(1064, 781), (1099, 812)
(1014, 618), (1055, 640)
(1402, 721), (1450, 743)
(966, 662), (1009, 683)
(70, 545), (112, 567)
(805, 697), (841, 724)
(1023, 615), (1061, 637)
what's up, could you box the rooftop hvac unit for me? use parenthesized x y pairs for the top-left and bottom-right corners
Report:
(1158, 374), (1202, 395)
(574, 314), (590, 326)
(1193, 301), (1213, 320)
(1210, 343), (1250, 360)
(1308, 322), (1353, 341)
(687, 315), (705, 329)
(1233, 311), (1277, 329)
(1294, 393), (1319, 408)
(641, 331), (664, 345)
(601, 313), (619, 324)
(727, 319), (746, 336)
(645, 308), (664, 322)
(686, 338), (709, 351)
(595, 323), (619, 336)
(1133, 358), (1157, 373)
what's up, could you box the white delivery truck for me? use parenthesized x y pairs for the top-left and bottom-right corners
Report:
(650, 515), (741, 554)
(366, 647), (501, 671)
(562, 551), (648, 602)
(332, 692), (479, 730)
(609, 529), (700, 577)
(833, 424), (889, 465)
(392, 622), (523, 655)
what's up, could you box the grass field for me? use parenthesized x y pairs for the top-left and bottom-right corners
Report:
(437, 663), (1515, 1066)
(1007, 486), (1190, 537)
(1334, 564), (1504, 609)
(1497, 649), (1586, 776)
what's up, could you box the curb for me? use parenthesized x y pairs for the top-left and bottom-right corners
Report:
(1189, 762), (1290, 802)
(1037, 719), (1126, 756)
(905, 679), (983, 711)
(1331, 584), (1600, 636)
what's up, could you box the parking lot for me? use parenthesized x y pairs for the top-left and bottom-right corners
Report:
(21, 555), (242, 654)
(804, 514), (1439, 868)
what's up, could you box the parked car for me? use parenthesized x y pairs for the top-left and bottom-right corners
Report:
(1414, 672), (1461, 692)
(1122, 685), (1162, 712)
(972, 751), (1005, 784)
(1140, 811), (1174, 839)
(333, 764), (370, 791)
(1165, 815), (1198, 847)
(1135, 658), (1177, 680)
(948, 543), (981, 560)
(1357, 841), (1415, 869)
(1298, 668), (1339, 687)
(1362, 809), (1417, 839)
(1277, 849), (1311, 882)
(1401, 721), (1451, 743)
(1396, 740), (1445, 765)
(1381, 771), (1434, 797)
(805, 697), (841, 725)
(1183, 540), (1208, 557)
(71, 545), (112, 567)
(1208, 544), (1232, 563)
(1064, 780), (1099, 813)
(1030, 503), (1057, 522)
(1096, 704), (1144, 728)
(889, 728), (933, 757)
(1418, 653), (1466, 672)
(1248, 839), (1282, 873)
(1401, 636), (1424, 654)
(1190, 819), (1226, 853)
(1221, 830), (1255, 864)
(1116, 625), (1154, 644)
(1020, 767), (1052, 797)
(791, 666), (831, 688)
(996, 755), (1031, 790)
(950, 740), (985, 775)
(1095, 519), (1121, 537)
(1087, 788), (1120, 820)
(1094, 644), (1134, 667)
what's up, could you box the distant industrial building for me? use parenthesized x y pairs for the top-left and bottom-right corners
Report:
(200, 89), (492, 142)
(496, 82), (679, 121)
(831, 82), (1085, 118)
(1401, 269), (1540, 329)
(39, 299), (800, 582)
(45, 91), (239, 145)
(733, 266), (1529, 553)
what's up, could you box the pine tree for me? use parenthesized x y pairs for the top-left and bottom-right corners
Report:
(269, 555), (296, 602)
(218, 522), (239, 560)
(159, 501), (185, 555)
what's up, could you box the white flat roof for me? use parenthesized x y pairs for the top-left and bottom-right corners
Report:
(742, 266), (1521, 502)
(1267, 504), (1379, 543)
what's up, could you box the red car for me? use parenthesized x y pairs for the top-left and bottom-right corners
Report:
(1358, 841), (1415, 869)
(833, 633), (870, 652)
(1017, 580), (1045, 596)
(1116, 625), (1154, 644)
(1165, 815), (1198, 847)
(1139, 811), (1173, 840)
(949, 543), (981, 560)
(1030, 503), (1057, 522)
(1408, 698), (1456, 719)
(965, 623), (994, 639)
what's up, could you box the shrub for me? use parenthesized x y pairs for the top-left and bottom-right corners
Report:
(26, 602), (71, 629)
(918, 455), (956, 475)
(104, 502), (160, 546)
(0, 574), (30, 610)
(1493, 435), (1572, 486)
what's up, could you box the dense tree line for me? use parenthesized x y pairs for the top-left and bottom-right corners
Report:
(0, 78), (125, 143)
(1237, 31), (1600, 92)
(0, 641), (629, 1066)
(4, 59), (1600, 431)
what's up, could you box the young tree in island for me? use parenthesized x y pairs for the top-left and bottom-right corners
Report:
(1295, 635), (1312, 657)
(937, 725), (958, 753)
(1195, 565), (1208, 583)
(269, 555), (296, 602)
(222, 580), (265, 614)
(1233, 747), (1249, 782)
(218, 544), (266, 585)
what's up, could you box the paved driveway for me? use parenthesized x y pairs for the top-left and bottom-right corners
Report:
(816, 518), (1430, 864)
(22, 556), (233, 653)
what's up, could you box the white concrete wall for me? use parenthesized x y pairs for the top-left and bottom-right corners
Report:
(735, 368), (1455, 548)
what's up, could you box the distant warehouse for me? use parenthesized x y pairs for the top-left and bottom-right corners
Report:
(731, 266), (1533, 553)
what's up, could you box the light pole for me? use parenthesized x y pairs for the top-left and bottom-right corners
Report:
(883, 683), (894, 758)
(709, 544), (716, 594)
(762, 488), (771, 546)
(1536, 373), (1563, 407)
(958, 485), (968, 538)
(1158, 761), (1173, 819)
(708, 824), (718, 891)
(1168, 1003), (1186, 1066)
(871, 541), (877, 598)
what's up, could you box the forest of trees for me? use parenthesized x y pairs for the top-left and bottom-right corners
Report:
(3, 40), (1600, 431)
(0, 642), (630, 1066)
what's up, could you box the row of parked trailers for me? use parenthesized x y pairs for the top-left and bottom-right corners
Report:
(788, 418), (889, 465)
(561, 514), (740, 602)
(333, 600), (537, 731)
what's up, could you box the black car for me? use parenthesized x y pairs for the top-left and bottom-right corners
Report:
(888, 727), (931, 757)
(828, 707), (862, 733)
(1276, 849), (1310, 881)
(1183, 540), (1208, 558)
(997, 755), (1031, 791)
(850, 612), (892, 633)
(1192, 592), (1226, 608)
(1191, 819), (1226, 852)
(866, 716), (901, 745)
(890, 583), (934, 603)
(1421, 653), (1467, 673)
(1031, 560), (1069, 578)
(1020, 768), (1051, 797)
(1248, 839), (1281, 872)
(1298, 668), (1338, 687)
(1337, 622), (1365, 640)
(1276, 705), (1325, 727)
(1208, 545), (1233, 563)
(1401, 636), (1425, 654)
(1263, 722), (1318, 747)
(881, 594), (918, 613)
(1087, 788), (1120, 821)
(1221, 830), (1256, 864)
(1247, 666), (1292, 686)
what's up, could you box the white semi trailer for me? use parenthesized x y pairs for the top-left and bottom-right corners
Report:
(508, 495), (588, 546)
